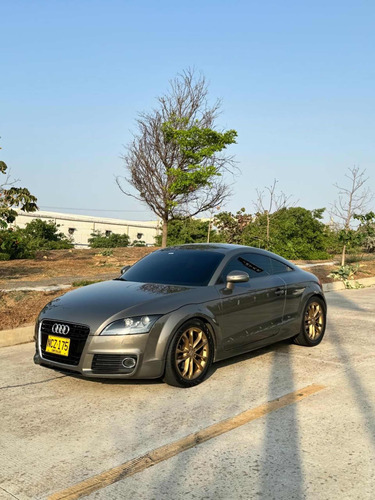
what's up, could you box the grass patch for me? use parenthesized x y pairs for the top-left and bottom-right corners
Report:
(72, 279), (101, 287)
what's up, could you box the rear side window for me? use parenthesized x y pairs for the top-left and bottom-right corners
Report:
(269, 257), (293, 275)
(243, 253), (273, 275)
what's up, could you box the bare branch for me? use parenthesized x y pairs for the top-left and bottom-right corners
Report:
(0, 167), (20, 192)
(117, 69), (237, 246)
(330, 166), (374, 230)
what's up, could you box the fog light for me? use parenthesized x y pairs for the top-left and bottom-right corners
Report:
(122, 357), (136, 369)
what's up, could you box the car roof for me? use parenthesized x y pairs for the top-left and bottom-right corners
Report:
(159, 243), (244, 254)
(158, 243), (297, 268)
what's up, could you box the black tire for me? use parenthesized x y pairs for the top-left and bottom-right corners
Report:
(293, 296), (326, 347)
(163, 319), (214, 388)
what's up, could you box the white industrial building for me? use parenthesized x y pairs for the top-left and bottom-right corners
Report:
(14, 211), (160, 247)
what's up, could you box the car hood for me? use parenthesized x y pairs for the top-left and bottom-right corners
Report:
(38, 279), (217, 334)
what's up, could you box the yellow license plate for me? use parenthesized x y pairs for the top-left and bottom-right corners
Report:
(46, 335), (70, 356)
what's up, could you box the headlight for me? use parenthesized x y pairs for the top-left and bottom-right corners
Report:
(100, 315), (161, 336)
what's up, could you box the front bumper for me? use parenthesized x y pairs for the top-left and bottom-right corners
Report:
(34, 320), (165, 379)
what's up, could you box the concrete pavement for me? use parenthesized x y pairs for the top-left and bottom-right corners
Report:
(0, 288), (374, 499)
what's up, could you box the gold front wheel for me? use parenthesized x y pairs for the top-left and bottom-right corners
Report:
(175, 326), (210, 380)
(164, 320), (213, 387)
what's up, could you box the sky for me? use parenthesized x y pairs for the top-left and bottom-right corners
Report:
(1, 0), (375, 222)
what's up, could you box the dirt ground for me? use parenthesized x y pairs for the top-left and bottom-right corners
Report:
(0, 247), (155, 286)
(1, 248), (374, 331)
(0, 290), (66, 330)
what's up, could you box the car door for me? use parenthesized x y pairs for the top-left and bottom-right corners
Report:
(215, 252), (286, 351)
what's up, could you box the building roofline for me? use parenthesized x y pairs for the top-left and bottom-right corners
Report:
(17, 210), (159, 229)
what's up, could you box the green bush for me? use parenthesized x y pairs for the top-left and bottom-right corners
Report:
(72, 279), (101, 287)
(242, 207), (333, 260)
(131, 240), (146, 247)
(88, 231), (130, 248)
(23, 219), (73, 250)
(0, 227), (36, 259)
(364, 236), (375, 253)
(328, 264), (363, 289)
(0, 219), (73, 260)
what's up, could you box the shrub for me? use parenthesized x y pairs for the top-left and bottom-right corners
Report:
(131, 240), (146, 247)
(23, 219), (73, 250)
(88, 231), (130, 248)
(243, 207), (332, 260)
(0, 219), (73, 260)
(0, 227), (36, 259)
(72, 280), (101, 287)
(328, 264), (363, 289)
(364, 236), (375, 253)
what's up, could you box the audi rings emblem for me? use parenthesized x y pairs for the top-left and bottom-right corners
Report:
(52, 323), (70, 335)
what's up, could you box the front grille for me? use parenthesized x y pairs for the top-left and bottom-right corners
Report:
(92, 354), (137, 374)
(40, 320), (90, 366)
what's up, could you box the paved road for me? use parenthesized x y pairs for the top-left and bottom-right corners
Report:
(0, 288), (374, 500)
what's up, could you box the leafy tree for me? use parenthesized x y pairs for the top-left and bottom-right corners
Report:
(88, 230), (130, 248)
(0, 142), (38, 228)
(117, 69), (237, 247)
(214, 208), (252, 244)
(244, 207), (332, 260)
(155, 217), (218, 246)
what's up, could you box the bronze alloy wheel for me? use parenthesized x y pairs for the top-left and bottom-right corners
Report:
(304, 301), (324, 340)
(174, 326), (210, 380)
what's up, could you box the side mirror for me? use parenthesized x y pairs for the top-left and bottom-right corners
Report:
(121, 265), (131, 275)
(225, 270), (249, 290)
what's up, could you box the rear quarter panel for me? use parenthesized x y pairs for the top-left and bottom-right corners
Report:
(279, 268), (326, 339)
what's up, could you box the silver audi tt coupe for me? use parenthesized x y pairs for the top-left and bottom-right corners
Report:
(34, 244), (327, 387)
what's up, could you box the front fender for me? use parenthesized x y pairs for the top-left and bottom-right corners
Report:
(152, 304), (222, 364)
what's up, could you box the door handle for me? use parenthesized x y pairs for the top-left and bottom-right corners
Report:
(274, 288), (285, 296)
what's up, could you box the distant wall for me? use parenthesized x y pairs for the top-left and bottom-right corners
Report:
(15, 211), (160, 247)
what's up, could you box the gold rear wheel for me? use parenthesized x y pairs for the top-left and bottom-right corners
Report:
(175, 326), (210, 380)
(294, 297), (326, 346)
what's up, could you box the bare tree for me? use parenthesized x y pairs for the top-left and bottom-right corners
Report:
(331, 166), (373, 265)
(254, 179), (295, 249)
(117, 69), (237, 247)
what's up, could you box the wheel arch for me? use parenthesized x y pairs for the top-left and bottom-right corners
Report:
(160, 311), (219, 374)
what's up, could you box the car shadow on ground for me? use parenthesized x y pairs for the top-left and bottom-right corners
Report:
(205, 338), (292, 381)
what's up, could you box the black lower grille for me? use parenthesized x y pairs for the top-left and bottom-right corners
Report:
(40, 320), (90, 366)
(92, 354), (137, 374)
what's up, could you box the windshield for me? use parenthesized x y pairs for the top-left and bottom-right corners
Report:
(121, 249), (224, 286)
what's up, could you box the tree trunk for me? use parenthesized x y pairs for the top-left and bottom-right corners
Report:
(161, 219), (168, 248)
(341, 244), (346, 266)
(207, 218), (211, 243)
